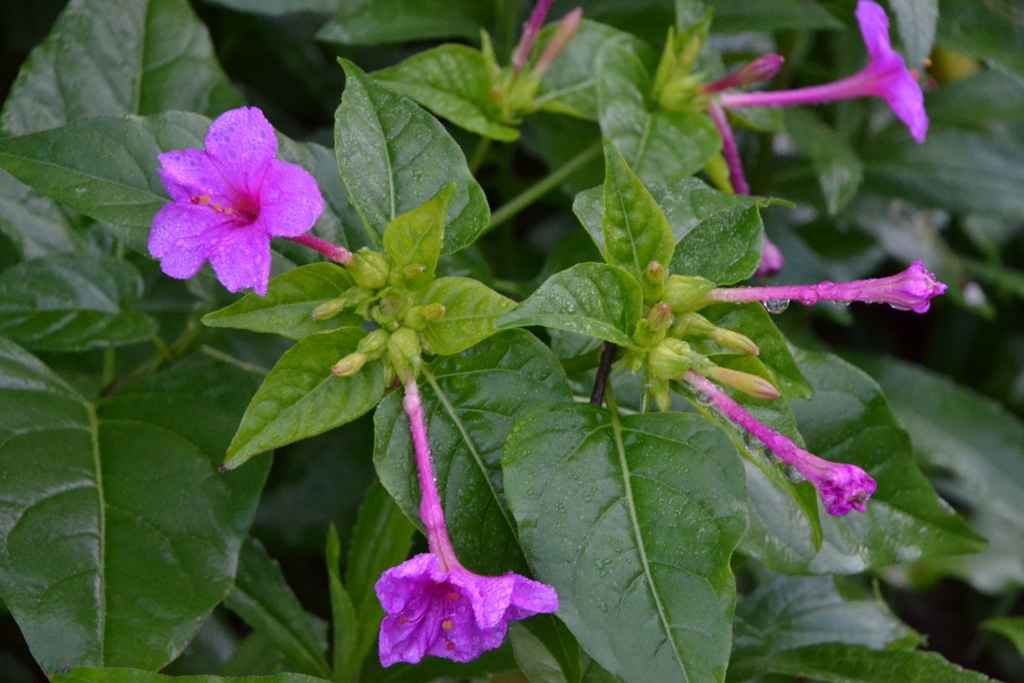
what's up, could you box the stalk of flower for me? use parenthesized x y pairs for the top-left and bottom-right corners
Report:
(717, 0), (929, 142)
(698, 54), (785, 96)
(510, 0), (557, 73)
(375, 376), (559, 666)
(703, 261), (948, 313)
(684, 370), (877, 515)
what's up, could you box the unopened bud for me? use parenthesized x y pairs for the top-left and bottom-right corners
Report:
(532, 8), (583, 77)
(648, 338), (706, 380)
(632, 318), (666, 348)
(312, 297), (348, 321)
(387, 327), (422, 377)
(662, 275), (716, 314)
(333, 352), (368, 378)
(647, 261), (668, 287)
(672, 312), (759, 356)
(357, 328), (390, 358)
(698, 54), (785, 95)
(702, 366), (779, 399)
(378, 289), (412, 322)
(348, 248), (390, 289)
(404, 303), (446, 330)
(647, 302), (673, 332)
(709, 327), (759, 356)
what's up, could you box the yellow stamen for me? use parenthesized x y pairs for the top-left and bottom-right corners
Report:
(442, 620), (453, 630)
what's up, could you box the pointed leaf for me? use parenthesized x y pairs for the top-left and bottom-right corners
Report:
(982, 617), (1024, 658)
(496, 262), (642, 347)
(417, 277), (516, 356)
(326, 525), (359, 683)
(318, 0), (489, 45)
(383, 184), (453, 290)
(224, 328), (386, 470)
(503, 405), (748, 683)
(0, 168), (86, 259)
(335, 60), (489, 255)
(510, 615), (583, 683)
(53, 669), (326, 683)
(785, 108), (864, 216)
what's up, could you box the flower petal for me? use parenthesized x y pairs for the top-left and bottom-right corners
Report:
(149, 202), (233, 279)
(855, 0), (893, 62)
(874, 62), (929, 143)
(207, 225), (272, 295)
(157, 148), (234, 203)
(257, 158), (325, 237)
(376, 553), (441, 616)
(204, 107), (278, 197)
(504, 573), (560, 622)
(449, 569), (515, 630)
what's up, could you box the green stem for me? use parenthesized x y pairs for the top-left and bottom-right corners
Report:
(486, 141), (602, 233)
(469, 137), (493, 174)
(200, 345), (270, 376)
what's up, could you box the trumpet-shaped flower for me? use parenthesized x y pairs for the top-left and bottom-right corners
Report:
(149, 107), (324, 295)
(718, 0), (928, 142)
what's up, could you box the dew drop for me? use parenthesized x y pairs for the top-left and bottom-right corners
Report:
(764, 448), (782, 464)
(694, 393), (712, 407)
(833, 300), (851, 307)
(763, 298), (790, 314)
(783, 463), (805, 483)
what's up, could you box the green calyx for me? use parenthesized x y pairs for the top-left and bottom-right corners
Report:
(662, 274), (716, 314)
(651, 16), (714, 113)
(348, 248), (390, 289)
(388, 327), (423, 378)
(648, 338), (708, 381)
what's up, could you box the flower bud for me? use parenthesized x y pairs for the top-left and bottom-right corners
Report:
(312, 297), (348, 321)
(702, 366), (780, 399)
(357, 328), (390, 358)
(662, 275), (716, 314)
(333, 352), (368, 378)
(672, 312), (759, 356)
(647, 302), (673, 332)
(698, 54), (785, 95)
(348, 248), (390, 290)
(378, 288), (412, 322)
(648, 261), (667, 286)
(648, 338), (706, 380)
(532, 8), (583, 77)
(632, 319), (666, 348)
(404, 303), (446, 330)
(650, 375), (672, 412)
(709, 327), (759, 356)
(388, 327), (422, 377)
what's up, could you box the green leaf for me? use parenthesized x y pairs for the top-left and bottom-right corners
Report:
(705, 0), (844, 32)
(205, 0), (337, 15)
(889, 0), (939, 70)
(344, 480), (415, 674)
(601, 142), (675, 289)
(925, 69), (1024, 128)
(741, 349), (986, 574)
(359, 641), (516, 683)
(0, 349), (270, 670)
(374, 330), (571, 575)
(0, 0), (241, 137)
(596, 38), (720, 184)
(53, 669), (326, 683)
(224, 327), (386, 470)
(202, 263), (360, 340)
(417, 276), (516, 356)
(503, 405), (748, 683)
(785, 108), (864, 217)
(735, 643), (996, 683)
(522, 113), (605, 197)
(936, 0), (1024, 79)
(326, 525), (359, 683)
(374, 45), (517, 142)
(0, 255), (157, 351)
(318, 0), (489, 45)
(335, 60), (489, 256)
(496, 263), (643, 347)
(510, 615), (583, 683)
(383, 184), (454, 290)
(0, 168), (86, 259)
(535, 19), (659, 121)
(982, 617), (1024, 658)
(225, 538), (331, 679)
(575, 178), (770, 285)
(729, 575), (917, 681)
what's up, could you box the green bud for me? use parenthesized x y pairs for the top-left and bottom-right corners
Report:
(348, 248), (390, 289)
(332, 352), (367, 378)
(311, 297), (348, 321)
(633, 319), (666, 348)
(378, 288), (412, 322)
(647, 302), (673, 332)
(662, 275), (716, 314)
(403, 303), (446, 330)
(650, 375), (671, 412)
(382, 359), (397, 387)
(671, 313), (759, 356)
(709, 328), (759, 356)
(387, 327), (422, 378)
(648, 338), (706, 381)
(357, 328), (390, 358)
(703, 366), (780, 399)
(648, 261), (668, 287)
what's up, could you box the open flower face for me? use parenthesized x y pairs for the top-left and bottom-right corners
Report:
(149, 107), (324, 295)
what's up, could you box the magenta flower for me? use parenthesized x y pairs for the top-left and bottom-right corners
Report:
(699, 54), (786, 96)
(376, 379), (558, 666)
(149, 107), (324, 295)
(718, 0), (928, 143)
(706, 261), (947, 312)
(685, 370), (877, 515)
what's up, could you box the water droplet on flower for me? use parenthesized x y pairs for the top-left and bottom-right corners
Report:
(783, 463), (805, 483)
(834, 300), (851, 307)
(763, 299), (790, 314)
(694, 393), (712, 407)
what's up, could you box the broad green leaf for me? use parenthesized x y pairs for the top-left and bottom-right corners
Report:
(730, 575), (916, 682)
(785, 108), (864, 217)
(53, 669), (325, 683)
(705, 0), (844, 32)
(504, 405), (748, 683)
(510, 615), (583, 683)
(925, 70), (1024, 128)
(521, 113), (605, 197)
(496, 262), (642, 347)
(863, 129), (1024, 220)
(982, 617), (1024, 658)
(344, 480), (415, 673)
(220, 630), (286, 676)
(358, 641), (516, 683)
(225, 538), (331, 679)
(318, 0), (489, 45)
(601, 142), (675, 289)
(0, 349), (270, 671)
(374, 45), (518, 142)
(741, 349), (986, 574)
(574, 178), (769, 285)
(0, 255), (157, 351)
(735, 643), (995, 683)
(205, 0), (337, 15)
(936, 0), (1024, 79)
(326, 525), (358, 683)
(0, 0), (241, 137)
(335, 60), (489, 255)
(890, 0), (939, 70)
(374, 330), (572, 575)
(202, 263), (360, 340)
(417, 277), (516, 356)
(535, 19), (659, 121)
(224, 327), (386, 470)
(0, 168), (86, 259)
(596, 38), (720, 184)
(383, 184), (453, 290)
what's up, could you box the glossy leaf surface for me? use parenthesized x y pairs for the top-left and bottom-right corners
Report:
(383, 184), (453, 290)
(417, 277), (516, 356)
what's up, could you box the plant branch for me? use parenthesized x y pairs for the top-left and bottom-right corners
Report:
(590, 342), (618, 406)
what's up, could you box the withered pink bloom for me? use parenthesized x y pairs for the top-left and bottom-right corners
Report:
(719, 0), (928, 142)
(149, 107), (324, 295)
(376, 380), (558, 666)
(685, 371), (877, 515)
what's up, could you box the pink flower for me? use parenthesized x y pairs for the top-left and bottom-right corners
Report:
(706, 261), (947, 312)
(149, 107), (324, 295)
(718, 0), (928, 143)
(376, 379), (558, 666)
